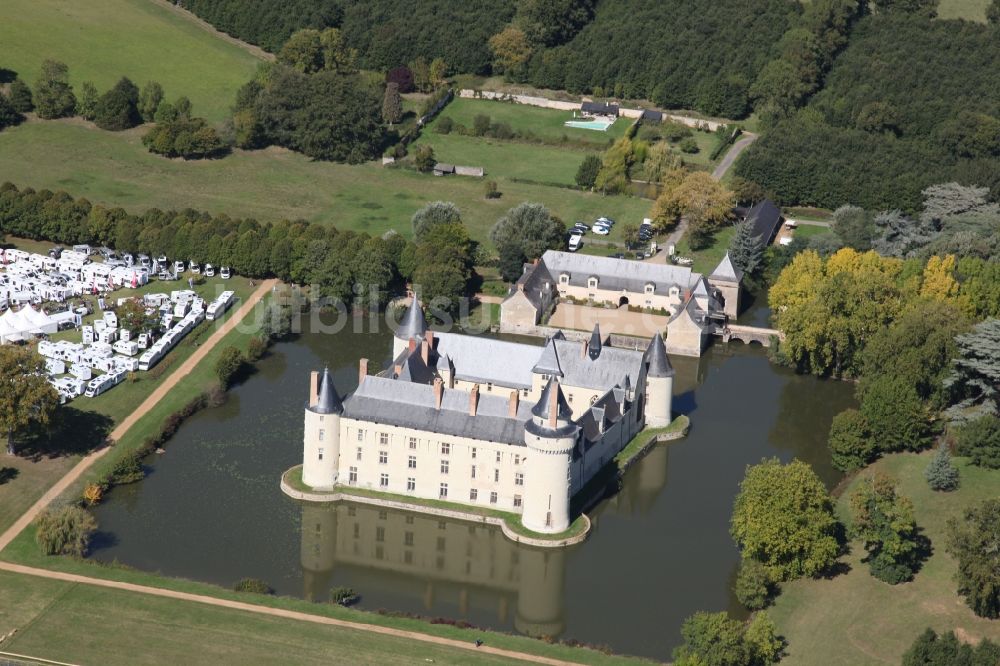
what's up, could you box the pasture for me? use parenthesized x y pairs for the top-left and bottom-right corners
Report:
(0, 0), (261, 123)
(935, 0), (991, 21)
(0, 121), (650, 244)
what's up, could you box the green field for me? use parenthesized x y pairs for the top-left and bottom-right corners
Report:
(936, 0), (991, 21)
(769, 451), (1000, 665)
(433, 97), (629, 147)
(0, 121), (652, 244)
(0, 0), (261, 123)
(673, 224), (738, 275)
(0, 570), (521, 666)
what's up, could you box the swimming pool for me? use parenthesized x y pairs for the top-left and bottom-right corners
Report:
(564, 118), (615, 131)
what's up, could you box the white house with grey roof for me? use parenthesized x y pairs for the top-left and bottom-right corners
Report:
(300, 301), (674, 535)
(500, 250), (742, 356)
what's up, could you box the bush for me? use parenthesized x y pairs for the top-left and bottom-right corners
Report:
(828, 408), (876, 472)
(679, 136), (699, 153)
(903, 628), (1000, 666)
(484, 180), (500, 199)
(35, 505), (97, 557)
(575, 154), (602, 189)
(472, 113), (491, 136)
(232, 577), (273, 594)
(434, 116), (453, 134)
(925, 445), (960, 491)
(664, 122), (693, 142)
(946, 498), (1000, 618)
(955, 415), (1000, 469)
(110, 449), (145, 485)
(93, 77), (141, 131)
(8, 79), (33, 113)
(143, 117), (228, 159)
(0, 93), (23, 131)
(330, 586), (359, 605)
(734, 559), (774, 610)
(245, 335), (268, 362)
(414, 144), (436, 172)
(215, 346), (246, 388)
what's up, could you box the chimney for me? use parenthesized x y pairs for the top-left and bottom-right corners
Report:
(421, 341), (429, 366)
(358, 358), (368, 385)
(408, 337), (417, 353)
(508, 390), (519, 418)
(469, 384), (480, 416)
(548, 383), (559, 429)
(581, 340), (588, 358)
(433, 377), (444, 410)
(532, 258), (540, 266)
(425, 329), (434, 349)
(393, 363), (402, 377)
(309, 370), (319, 407)
(517, 282), (525, 292)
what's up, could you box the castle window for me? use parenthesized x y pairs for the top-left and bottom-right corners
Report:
(490, 491), (498, 504)
(408, 456), (416, 469)
(471, 465), (476, 479)
(379, 432), (388, 445)
(356, 447), (362, 461)
(522, 388), (529, 397)
(348, 467), (357, 484)
(404, 550), (413, 564)
(559, 273), (569, 285)
(357, 429), (365, 442)
(494, 469), (500, 482)
(375, 545), (384, 560)
(439, 483), (448, 499)
(441, 442), (450, 455)
(513, 495), (522, 508)
(496, 451), (501, 463)
(645, 283), (654, 294)
(318, 429), (325, 441)
(471, 447), (477, 459)
(568, 393), (574, 403)
(470, 488), (478, 501)
(376, 527), (385, 542)
(514, 455), (520, 465)
(487, 382), (493, 391)
(407, 477), (415, 491)
(588, 276), (598, 288)
(440, 460), (449, 474)
(379, 473), (389, 487)
(353, 523), (360, 538)
(437, 536), (446, 551)
(515, 472), (524, 486)
(317, 448), (324, 461)
(408, 437), (417, 449)
(379, 511), (386, 520)
(405, 515), (414, 525)
(404, 531), (414, 546)
(379, 450), (388, 465)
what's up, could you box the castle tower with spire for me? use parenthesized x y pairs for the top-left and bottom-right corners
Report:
(522, 378), (579, 533)
(393, 298), (428, 359)
(644, 332), (674, 428)
(302, 367), (343, 489)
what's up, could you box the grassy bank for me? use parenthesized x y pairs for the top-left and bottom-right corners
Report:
(769, 451), (1000, 665)
(0, 0), (260, 123)
(0, 121), (653, 245)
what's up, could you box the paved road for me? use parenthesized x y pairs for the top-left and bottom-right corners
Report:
(711, 132), (757, 181)
(0, 279), (276, 553)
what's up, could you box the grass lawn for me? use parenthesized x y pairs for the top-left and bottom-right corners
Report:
(786, 224), (830, 245)
(0, 0), (261, 123)
(936, 0), (991, 21)
(0, 121), (653, 245)
(434, 97), (629, 147)
(0, 455), (78, 534)
(414, 132), (595, 187)
(0, 570), (520, 666)
(673, 224), (738, 275)
(769, 451), (1000, 665)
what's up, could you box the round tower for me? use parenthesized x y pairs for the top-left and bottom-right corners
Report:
(522, 379), (579, 534)
(303, 367), (343, 489)
(393, 298), (428, 359)
(644, 332), (675, 428)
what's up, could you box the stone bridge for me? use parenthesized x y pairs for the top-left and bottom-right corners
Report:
(713, 324), (784, 347)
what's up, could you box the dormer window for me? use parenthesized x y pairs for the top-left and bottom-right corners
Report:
(559, 273), (569, 285)
(645, 283), (655, 294)
(669, 286), (680, 297)
(587, 276), (598, 289)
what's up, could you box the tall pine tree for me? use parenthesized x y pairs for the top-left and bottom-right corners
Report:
(925, 445), (960, 491)
(728, 220), (764, 278)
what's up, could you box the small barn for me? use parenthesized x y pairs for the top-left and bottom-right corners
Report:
(432, 163), (456, 177)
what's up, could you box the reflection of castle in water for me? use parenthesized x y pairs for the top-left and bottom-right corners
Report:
(299, 502), (568, 637)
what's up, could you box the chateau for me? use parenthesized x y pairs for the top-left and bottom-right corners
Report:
(299, 301), (674, 535)
(500, 250), (743, 357)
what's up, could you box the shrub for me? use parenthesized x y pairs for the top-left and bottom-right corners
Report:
(828, 408), (876, 472)
(679, 136), (699, 153)
(8, 79), (33, 113)
(734, 559), (774, 610)
(215, 346), (246, 388)
(946, 498), (1000, 618)
(414, 144), (436, 172)
(955, 415), (1000, 469)
(575, 154), (602, 189)
(110, 450), (145, 485)
(143, 117), (228, 159)
(434, 116), (453, 134)
(472, 113), (491, 136)
(82, 483), (103, 506)
(925, 445), (960, 491)
(232, 577), (273, 594)
(484, 180), (501, 199)
(35, 505), (97, 557)
(850, 473), (921, 584)
(93, 77), (141, 131)
(330, 586), (360, 605)
(903, 628), (1000, 666)
(245, 335), (268, 362)
(664, 122), (693, 142)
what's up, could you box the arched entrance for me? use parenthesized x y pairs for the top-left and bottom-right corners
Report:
(618, 295), (629, 307)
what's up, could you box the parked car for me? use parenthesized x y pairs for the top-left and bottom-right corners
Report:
(173, 260), (185, 273)
(572, 222), (589, 233)
(610, 252), (625, 259)
(220, 266), (231, 280)
(204, 263), (215, 277)
(568, 233), (583, 251)
(190, 261), (201, 275)
(592, 225), (611, 236)
(156, 271), (177, 281)
(597, 216), (615, 226)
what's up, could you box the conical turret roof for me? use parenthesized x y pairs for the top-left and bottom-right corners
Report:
(532, 337), (563, 376)
(397, 299), (427, 341)
(646, 332), (674, 378)
(531, 377), (573, 422)
(312, 367), (344, 414)
(588, 323), (602, 360)
(710, 252), (743, 283)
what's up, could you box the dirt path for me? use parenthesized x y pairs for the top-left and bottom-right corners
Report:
(0, 561), (580, 666)
(711, 132), (757, 181)
(0, 279), (276, 553)
(146, 0), (275, 62)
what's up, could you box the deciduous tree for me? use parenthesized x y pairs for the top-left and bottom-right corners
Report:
(411, 201), (460, 240)
(827, 408), (875, 471)
(490, 202), (565, 263)
(946, 499), (1000, 618)
(0, 346), (59, 455)
(489, 27), (533, 77)
(138, 81), (164, 123)
(954, 415), (1000, 469)
(93, 77), (141, 131)
(574, 154), (601, 189)
(33, 59), (76, 119)
(850, 472), (921, 583)
(381, 82), (402, 125)
(35, 505), (97, 557)
(8, 78), (33, 113)
(77, 82), (99, 121)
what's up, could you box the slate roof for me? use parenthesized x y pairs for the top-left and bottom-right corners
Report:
(311, 367), (344, 414)
(552, 338), (645, 390)
(577, 386), (627, 442)
(588, 323), (602, 360)
(433, 331), (540, 388)
(532, 337), (563, 376)
(745, 200), (782, 244)
(640, 109), (663, 122)
(531, 378), (573, 422)
(581, 101), (619, 116)
(343, 376), (532, 446)
(540, 250), (700, 294)
(645, 332), (674, 378)
(710, 252), (743, 283)
(511, 260), (555, 310)
(396, 299), (427, 341)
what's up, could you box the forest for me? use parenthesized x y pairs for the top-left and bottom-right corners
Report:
(737, 13), (1000, 211)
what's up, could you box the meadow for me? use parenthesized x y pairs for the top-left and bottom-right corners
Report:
(935, 0), (991, 21)
(0, 0), (261, 123)
(0, 121), (651, 244)
(769, 451), (1000, 665)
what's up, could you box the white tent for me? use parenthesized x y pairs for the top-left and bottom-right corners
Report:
(0, 307), (58, 344)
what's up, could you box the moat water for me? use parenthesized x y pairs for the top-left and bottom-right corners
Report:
(90, 300), (853, 659)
